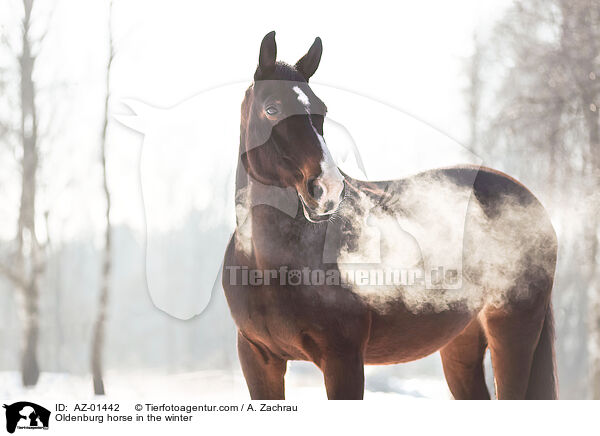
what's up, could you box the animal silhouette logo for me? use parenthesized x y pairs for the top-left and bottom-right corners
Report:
(3, 402), (50, 434)
(115, 83), (481, 319)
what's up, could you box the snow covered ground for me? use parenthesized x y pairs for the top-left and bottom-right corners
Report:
(1, 363), (451, 401)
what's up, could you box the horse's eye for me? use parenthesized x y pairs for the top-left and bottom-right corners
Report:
(265, 105), (279, 116)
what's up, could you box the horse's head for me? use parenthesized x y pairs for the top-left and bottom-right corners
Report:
(240, 31), (345, 223)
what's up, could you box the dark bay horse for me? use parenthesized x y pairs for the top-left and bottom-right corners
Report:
(222, 31), (558, 400)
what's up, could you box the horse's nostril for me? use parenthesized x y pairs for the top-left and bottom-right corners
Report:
(308, 179), (323, 201)
(324, 201), (335, 213)
(313, 185), (323, 201)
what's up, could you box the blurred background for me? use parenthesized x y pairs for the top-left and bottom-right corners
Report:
(0, 0), (598, 399)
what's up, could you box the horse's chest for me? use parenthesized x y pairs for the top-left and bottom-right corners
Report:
(250, 209), (330, 269)
(231, 284), (366, 360)
(224, 236), (370, 359)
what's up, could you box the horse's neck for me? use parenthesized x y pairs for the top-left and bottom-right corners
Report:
(245, 180), (303, 229)
(240, 180), (334, 268)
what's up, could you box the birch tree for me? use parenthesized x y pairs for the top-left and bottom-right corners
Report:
(91, 0), (115, 396)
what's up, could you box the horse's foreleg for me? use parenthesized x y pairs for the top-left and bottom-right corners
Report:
(237, 331), (287, 400)
(321, 352), (365, 400)
(440, 318), (490, 399)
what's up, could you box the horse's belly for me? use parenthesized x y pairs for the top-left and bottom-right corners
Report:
(364, 307), (475, 364)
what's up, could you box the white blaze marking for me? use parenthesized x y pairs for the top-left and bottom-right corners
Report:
(312, 125), (345, 214)
(292, 83), (344, 217)
(293, 86), (310, 108)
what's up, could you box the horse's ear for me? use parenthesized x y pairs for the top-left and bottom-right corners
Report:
(255, 31), (277, 80)
(296, 37), (322, 81)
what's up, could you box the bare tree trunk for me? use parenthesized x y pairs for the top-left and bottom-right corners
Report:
(18, 0), (42, 387)
(586, 175), (599, 398)
(585, 104), (600, 399)
(91, 0), (114, 396)
(467, 32), (483, 154)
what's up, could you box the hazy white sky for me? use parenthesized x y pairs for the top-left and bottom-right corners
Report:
(0, 0), (512, 242)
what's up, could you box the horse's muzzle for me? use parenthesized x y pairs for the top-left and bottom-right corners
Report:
(300, 180), (345, 223)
